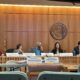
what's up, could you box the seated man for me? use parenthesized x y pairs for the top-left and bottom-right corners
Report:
(31, 42), (43, 56)
(73, 41), (80, 56)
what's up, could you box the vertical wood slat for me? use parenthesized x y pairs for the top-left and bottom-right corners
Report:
(0, 56), (79, 72)
(0, 56), (26, 72)
(59, 56), (78, 65)
(0, 6), (80, 52)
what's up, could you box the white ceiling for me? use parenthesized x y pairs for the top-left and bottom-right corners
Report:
(0, 0), (80, 6)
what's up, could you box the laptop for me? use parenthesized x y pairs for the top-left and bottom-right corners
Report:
(6, 53), (19, 57)
(23, 53), (36, 57)
(59, 53), (73, 56)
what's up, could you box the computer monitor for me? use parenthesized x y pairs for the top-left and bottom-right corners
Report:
(23, 53), (36, 57)
(41, 53), (54, 57)
(47, 53), (54, 56)
(41, 53), (47, 56)
(59, 53), (73, 56)
(6, 53), (19, 57)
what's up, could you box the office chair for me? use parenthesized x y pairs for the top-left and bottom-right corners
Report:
(6, 60), (20, 71)
(6, 48), (15, 53)
(6, 60), (27, 71)
(28, 64), (66, 80)
(28, 64), (66, 72)
(0, 71), (28, 80)
(37, 71), (80, 80)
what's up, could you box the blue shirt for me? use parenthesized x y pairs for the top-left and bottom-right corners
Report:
(32, 48), (41, 56)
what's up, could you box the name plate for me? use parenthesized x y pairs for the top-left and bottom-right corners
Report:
(44, 57), (59, 63)
(27, 56), (42, 64)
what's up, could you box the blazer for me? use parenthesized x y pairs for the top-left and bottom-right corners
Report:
(51, 49), (63, 54)
(73, 46), (80, 56)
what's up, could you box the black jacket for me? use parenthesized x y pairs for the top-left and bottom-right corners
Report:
(73, 46), (80, 56)
(51, 49), (63, 54)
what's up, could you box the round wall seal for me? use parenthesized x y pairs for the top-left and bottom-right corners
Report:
(50, 22), (68, 40)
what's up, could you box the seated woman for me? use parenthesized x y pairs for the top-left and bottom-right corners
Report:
(14, 44), (23, 54)
(51, 42), (64, 54)
(31, 42), (43, 56)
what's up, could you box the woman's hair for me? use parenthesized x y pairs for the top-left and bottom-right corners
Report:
(54, 42), (61, 50)
(16, 44), (22, 49)
(78, 41), (80, 45)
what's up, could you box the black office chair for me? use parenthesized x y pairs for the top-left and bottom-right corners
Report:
(0, 71), (28, 80)
(6, 48), (15, 53)
(37, 71), (80, 80)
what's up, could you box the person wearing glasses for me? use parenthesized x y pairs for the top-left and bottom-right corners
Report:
(31, 42), (43, 56)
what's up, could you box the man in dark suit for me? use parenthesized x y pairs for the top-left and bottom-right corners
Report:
(73, 41), (80, 56)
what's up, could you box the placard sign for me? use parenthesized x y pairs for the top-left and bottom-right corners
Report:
(44, 57), (59, 63)
(27, 56), (42, 64)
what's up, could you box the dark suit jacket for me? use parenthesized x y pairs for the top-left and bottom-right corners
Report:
(51, 49), (63, 54)
(73, 46), (80, 56)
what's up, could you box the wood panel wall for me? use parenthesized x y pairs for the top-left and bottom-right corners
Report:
(0, 5), (80, 52)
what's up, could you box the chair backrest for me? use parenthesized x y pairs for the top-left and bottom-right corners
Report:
(37, 71), (80, 80)
(0, 71), (28, 80)
(6, 60), (27, 71)
(6, 60), (20, 71)
(6, 48), (15, 53)
(28, 64), (65, 72)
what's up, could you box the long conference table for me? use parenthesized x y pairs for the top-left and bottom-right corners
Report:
(0, 56), (79, 72)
